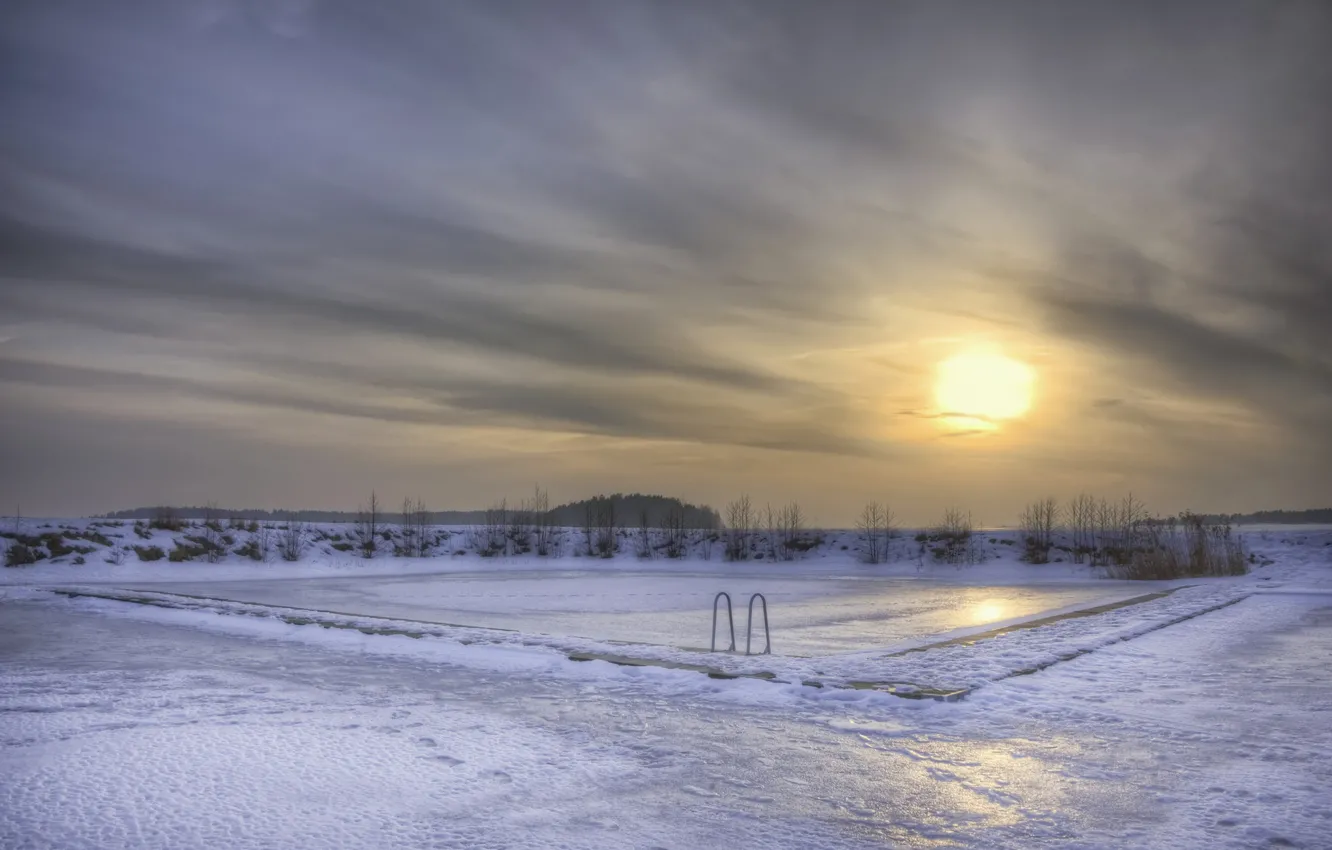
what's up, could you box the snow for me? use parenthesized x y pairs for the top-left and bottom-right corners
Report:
(2, 524), (1330, 848)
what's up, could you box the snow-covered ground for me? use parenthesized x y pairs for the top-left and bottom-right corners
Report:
(2, 524), (1330, 847)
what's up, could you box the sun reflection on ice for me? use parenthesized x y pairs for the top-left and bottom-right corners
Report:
(973, 601), (1007, 624)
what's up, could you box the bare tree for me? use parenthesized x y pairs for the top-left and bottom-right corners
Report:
(506, 495), (531, 555)
(761, 502), (774, 560)
(856, 501), (889, 564)
(581, 500), (596, 557)
(1119, 492), (1147, 558)
(531, 486), (559, 556)
(253, 521), (273, 562)
(696, 529), (716, 561)
(201, 502), (224, 563)
(1064, 494), (1097, 564)
(399, 497), (416, 557)
(1084, 493), (1148, 566)
(663, 503), (688, 559)
(776, 502), (798, 561)
(1019, 497), (1059, 563)
(356, 491), (380, 559)
(593, 496), (617, 558)
(635, 508), (654, 559)
(1091, 497), (1113, 565)
(278, 515), (306, 562)
(399, 497), (430, 558)
(471, 498), (507, 557)
(724, 494), (754, 561)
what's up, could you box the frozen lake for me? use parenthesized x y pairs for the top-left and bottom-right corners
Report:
(128, 570), (1148, 655)
(4, 585), (1330, 848)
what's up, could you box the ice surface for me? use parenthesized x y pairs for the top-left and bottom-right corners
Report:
(2, 528), (1329, 848)
(126, 570), (1149, 655)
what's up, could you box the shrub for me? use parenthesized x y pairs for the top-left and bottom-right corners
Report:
(5, 544), (38, 567)
(67, 529), (115, 547)
(234, 525), (272, 562)
(278, 517), (306, 562)
(1106, 513), (1248, 580)
(73, 555), (86, 565)
(40, 533), (75, 559)
(169, 541), (207, 562)
(786, 534), (822, 553)
(134, 545), (166, 562)
(930, 508), (980, 566)
(150, 507), (183, 531)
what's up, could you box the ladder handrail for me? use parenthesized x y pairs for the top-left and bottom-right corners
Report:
(746, 593), (771, 656)
(711, 591), (736, 652)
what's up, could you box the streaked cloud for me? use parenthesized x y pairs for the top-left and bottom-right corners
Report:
(1, 0), (1328, 520)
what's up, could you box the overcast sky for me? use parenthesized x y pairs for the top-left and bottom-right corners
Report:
(2, 0), (1329, 524)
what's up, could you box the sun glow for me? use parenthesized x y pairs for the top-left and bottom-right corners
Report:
(935, 351), (1034, 427)
(973, 601), (1007, 623)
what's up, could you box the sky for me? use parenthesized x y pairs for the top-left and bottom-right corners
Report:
(1, 0), (1330, 525)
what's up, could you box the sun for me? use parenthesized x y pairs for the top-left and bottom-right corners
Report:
(935, 351), (1034, 425)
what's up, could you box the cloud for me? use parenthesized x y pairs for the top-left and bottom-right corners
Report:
(2, 0), (1330, 516)
(0, 355), (879, 459)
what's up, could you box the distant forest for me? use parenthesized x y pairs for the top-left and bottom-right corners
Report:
(102, 493), (722, 529)
(97, 502), (1332, 529)
(1204, 508), (1332, 525)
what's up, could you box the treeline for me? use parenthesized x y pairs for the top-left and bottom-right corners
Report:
(102, 506), (488, 524)
(1202, 508), (1332, 525)
(101, 494), (720, 529)
(548, 494), (720, 529)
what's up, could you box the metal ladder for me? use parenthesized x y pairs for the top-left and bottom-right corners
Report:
(711, 592), (736, 652)
(746, 593), (771, 655)
(711, 591), (770, 655)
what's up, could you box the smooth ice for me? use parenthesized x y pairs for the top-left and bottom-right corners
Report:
(126, 570), (1148, 654)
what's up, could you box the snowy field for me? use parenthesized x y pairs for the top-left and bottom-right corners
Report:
(3, 525), (1331, 847)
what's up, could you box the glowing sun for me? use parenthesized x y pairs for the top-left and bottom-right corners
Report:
(935, 351), (1034, 426)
